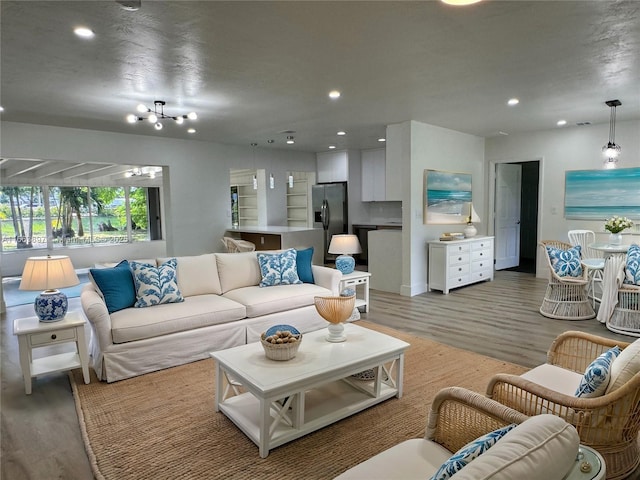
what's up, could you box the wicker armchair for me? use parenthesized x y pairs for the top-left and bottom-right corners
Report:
(539, 240), (595, 320)
(336, 387), (583, 480)
(486, 331), (640, 480)
(607, 284), (640, 337)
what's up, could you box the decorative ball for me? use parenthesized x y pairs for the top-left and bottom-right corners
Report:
(340, 287), (356, 297)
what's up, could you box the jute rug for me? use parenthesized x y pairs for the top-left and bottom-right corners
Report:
(70, 321), (526, 480)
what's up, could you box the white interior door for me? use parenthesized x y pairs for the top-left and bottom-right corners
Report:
(494, 163), (522, 270)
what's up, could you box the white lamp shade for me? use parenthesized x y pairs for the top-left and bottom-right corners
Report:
(19, 255), (79, 291)
(328, 234), (362, 255)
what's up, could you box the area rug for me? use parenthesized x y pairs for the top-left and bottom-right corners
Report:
(70, 321), (526, 480)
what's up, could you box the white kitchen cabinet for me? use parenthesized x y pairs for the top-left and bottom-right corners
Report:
(361, 148), (386, 201)
(384, 125), (403, 201)
(428, 236), (494, 294)
(317, 151), (348, 183)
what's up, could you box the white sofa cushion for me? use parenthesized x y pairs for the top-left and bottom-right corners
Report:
(450, 415), (579, 480)
(223, 283), (332, 318)
(158, 254), (222, 297)
(110, 295), (246, 343)
(520, 363), (582, 397)
(605, 338), (640, 393)
(216, 252), (262, 293)
(334, 438), (452, 480)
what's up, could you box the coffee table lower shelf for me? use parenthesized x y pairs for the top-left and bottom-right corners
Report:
(219, 378), (399, 457)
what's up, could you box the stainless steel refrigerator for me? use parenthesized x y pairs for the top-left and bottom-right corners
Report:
(312, 182), (348, 264)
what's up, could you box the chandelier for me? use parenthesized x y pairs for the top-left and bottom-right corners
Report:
(602, 99), (621, 168)
(126, 100), (197, 131)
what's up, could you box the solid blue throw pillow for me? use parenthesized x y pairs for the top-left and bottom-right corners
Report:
(296, 247), (315, 284)
(89, 260), (136, 313)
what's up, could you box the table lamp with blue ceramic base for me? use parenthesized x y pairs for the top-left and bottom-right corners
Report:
(19, 255), (80, 322)
(328, 234), (362, 274)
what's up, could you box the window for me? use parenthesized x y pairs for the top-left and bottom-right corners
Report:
(0, 184), (160, 252)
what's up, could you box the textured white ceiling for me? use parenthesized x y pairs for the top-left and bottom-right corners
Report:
(2, 0), (639, 153)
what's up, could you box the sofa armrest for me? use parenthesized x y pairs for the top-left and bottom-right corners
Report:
(427, 386), (528, 453)
(80, 283), (114, 349)
(311, 265), (341, 295)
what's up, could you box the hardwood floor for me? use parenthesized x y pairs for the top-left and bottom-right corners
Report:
(366, 270), (634, 369)
(1, 270), (638, 479)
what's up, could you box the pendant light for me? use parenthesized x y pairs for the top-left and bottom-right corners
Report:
(602, 99), (621, 168)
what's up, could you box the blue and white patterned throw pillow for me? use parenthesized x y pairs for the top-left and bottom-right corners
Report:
(575, 346), (622, 398)
(546, 245), (582, 277)
(130, 258), (184, 308)
(624, 244), (640, 286)
(429, 423), (517, 480)
(257, 249), (303, 287)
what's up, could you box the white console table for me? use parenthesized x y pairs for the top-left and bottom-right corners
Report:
(428, 236), (494, 294)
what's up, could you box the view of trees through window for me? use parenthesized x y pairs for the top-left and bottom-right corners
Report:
(0, 185), (152, 252)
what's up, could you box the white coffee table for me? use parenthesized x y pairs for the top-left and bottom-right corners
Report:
(210, 323), (410, 457)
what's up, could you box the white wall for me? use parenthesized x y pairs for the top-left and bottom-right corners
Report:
(390, 120), (485, 296)
(485, 119), (640, 276)
(0, 121), (316, 275)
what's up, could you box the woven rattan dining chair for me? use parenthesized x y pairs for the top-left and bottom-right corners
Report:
(607, 285), (640, 337)
(221, 236), (256, 253)
(539, 240), (596, 320)
(487, 331), (640, 480)
(568, 230), (605, 308)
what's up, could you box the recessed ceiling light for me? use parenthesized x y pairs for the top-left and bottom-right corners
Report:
(187, 128), (196, 134)
(557, 120), (567, 126)
(378, 138), (386, 142)
(0, 106), (4, 112)
(286, 136), (295, 144)
(498, 131), (509, 136)
(507, 98), (519, 106)
(74, 26), (95, 38)
(329, 90), (341, 99)
(328, 145), (336, 149)
(337, 131), (346, 136)
(441, 0), (482, 5)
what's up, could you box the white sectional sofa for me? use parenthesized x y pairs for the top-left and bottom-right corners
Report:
(81, 251), (344, 382)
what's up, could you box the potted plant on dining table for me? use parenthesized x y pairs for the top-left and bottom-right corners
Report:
(604, 216), (634, 245)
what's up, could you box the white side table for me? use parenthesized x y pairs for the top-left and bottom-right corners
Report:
(565, 445), (606, 480)
(13, 311), (90, 394)
(340, 271), (371, 312)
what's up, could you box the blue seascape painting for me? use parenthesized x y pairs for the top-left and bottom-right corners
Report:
(425, 170), (472, 224)
(564, 167), (640, 219)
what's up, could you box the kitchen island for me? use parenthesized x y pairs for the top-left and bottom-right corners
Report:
(225, 226), (324, 264)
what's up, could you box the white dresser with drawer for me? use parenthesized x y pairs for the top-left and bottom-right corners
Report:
(428, 236), (494, 294)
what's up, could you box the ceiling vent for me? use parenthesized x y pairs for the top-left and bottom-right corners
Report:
(116, 0), (141, 11)
(576, 121), (592, 126)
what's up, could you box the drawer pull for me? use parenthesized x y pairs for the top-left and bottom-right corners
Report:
(458, 257), (462, 261)
(51, 334), (57, 340)
(479, 273), (483, 277)
(479, 263), (483, 267)
(458, 267), (462, 271)
(479, 253), (483, 256)
(458, 278), (462, 282)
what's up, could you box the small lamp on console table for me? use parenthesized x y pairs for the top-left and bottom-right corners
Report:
(328, 234), (363, 274)
(19, 255), (79, 322)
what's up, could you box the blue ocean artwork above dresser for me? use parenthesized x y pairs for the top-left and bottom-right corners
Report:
(564, 167), (640, 219)
(424, 169), (472, 224)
